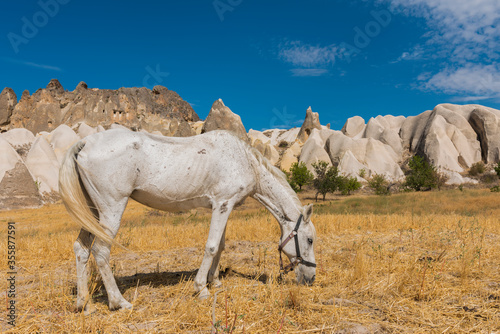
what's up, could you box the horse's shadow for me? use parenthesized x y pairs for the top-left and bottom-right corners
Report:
(75, 268), (268, 304)
(116, 267), (268, 290)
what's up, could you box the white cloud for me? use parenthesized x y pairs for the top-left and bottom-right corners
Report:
(2, 57), (62, 71)
(451, 95), (493, 102)
(419, 64), (500, 98)
(290, 68), (329, 77)
(277, 41), (342, 76)
(387, 0), (500, 62)
(384, 0), (500, 100)
(392, 45), (425, 63)
(279, 41), (339, 67)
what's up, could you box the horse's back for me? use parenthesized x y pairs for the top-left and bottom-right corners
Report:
(76, 129), (257, 211)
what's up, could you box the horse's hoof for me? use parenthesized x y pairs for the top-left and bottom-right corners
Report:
(82, 304), (97, 316)
(212, 279), (223, 289)
(110, 300), (133, 311)
(198, 288), (210, 300)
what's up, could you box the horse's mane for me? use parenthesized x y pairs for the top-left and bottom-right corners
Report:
(245, 142), (303, 212)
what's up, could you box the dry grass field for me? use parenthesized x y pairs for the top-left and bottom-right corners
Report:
(1, 188), (500, 333)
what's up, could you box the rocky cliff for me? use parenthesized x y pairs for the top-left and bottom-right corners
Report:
(0, 79), (199, 135)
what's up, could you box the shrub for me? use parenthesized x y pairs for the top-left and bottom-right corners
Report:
(495, 162), (500, 179)
(358, 168), (366, 179)
(435, 171), (449, 191)
(368, 174), (390, 195)
(468, 162), (485, 176)
(404, 155), (441, 191)
(490, 185), (500, 193)
(278, 140), (289, 148)
(338, 175), (362, 195)
(310, 161), (362, 200)
(288, 162), (313, 191)
(481, 173), (498, 184)
(311, 161), (338, 201)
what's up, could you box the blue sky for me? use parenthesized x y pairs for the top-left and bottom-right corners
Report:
(1, 0), (499, 131)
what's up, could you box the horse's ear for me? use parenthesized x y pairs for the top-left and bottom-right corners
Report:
(303, 204), (313, 222)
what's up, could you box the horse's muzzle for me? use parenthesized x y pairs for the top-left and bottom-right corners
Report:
(297, 273), (316, 286)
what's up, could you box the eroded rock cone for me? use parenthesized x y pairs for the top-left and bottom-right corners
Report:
(201, 99), (248, 142)
(0, 138), (41, 210)
(297, 107), (322, 143)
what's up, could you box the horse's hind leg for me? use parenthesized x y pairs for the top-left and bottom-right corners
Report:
(91, 237), (132, 310)
(74, 229), (93, 313)
(90, 198), (132, 310)
(207, 227), (226, 288)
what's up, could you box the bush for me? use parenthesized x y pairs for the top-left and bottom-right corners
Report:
(404, 155), (442, 191)
(495, 162), (500, 179)
(435, 171), (449, 191)
(358, 168), (366, 179)
(311, 161), (338, 201)
(481, 173), (498, 184)
(287, 162), (313, 191)
(278, 140), (289, 148)
(490, 185), (500, 193)
(311, 161), (363, 200)
(368, 174), (390, 195)
(468, 162), (485, 176)
(337, 175), (362, 195)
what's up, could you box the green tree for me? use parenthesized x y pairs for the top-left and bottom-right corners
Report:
(288, 162), (314, 191)
(311, 161), (338, 201)
(338, 176), (362, 195)
(404, 155), (440, 191)
(283, 169), (300, 193)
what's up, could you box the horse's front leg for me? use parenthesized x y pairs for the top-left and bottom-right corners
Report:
(207, 227), (226, 288)
(194, 202), (232, 299)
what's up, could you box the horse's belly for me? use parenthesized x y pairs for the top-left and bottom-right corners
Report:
(130, 189), (212, 212)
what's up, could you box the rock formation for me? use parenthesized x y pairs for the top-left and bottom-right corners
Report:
(0, 80), (199, 136)
(262, 128), (300, 147)
(325, 131), (404, 181)
(0, 88), (16, 126)
(297, 107), (322, 143)
(201, 99), (248, 142)
(2, 81), (500, 211)
(25, 136), (60, 193)
(469, 105), (500, 163)
(0, 137), (42, 210)
(341, 116), (365, 138)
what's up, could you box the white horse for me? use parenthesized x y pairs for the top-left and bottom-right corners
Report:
(59, 129), (316, 312)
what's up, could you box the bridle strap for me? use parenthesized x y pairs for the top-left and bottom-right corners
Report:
(278, 214), (316, 275)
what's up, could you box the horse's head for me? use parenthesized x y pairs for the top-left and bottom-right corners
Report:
(279, 203), (316, 285)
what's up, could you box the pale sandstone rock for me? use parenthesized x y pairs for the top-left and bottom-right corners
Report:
(25, 136), (60, 193)
(341, 116), (365, 138)
(202, 99), (248, 142)
(1, 128), (35, 147)
(49, 124), (81, 164)
(297, 107), (322, 143)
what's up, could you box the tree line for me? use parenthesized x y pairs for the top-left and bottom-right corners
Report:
(284, 156), (500, 200)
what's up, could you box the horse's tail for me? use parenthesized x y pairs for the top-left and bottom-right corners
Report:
(59, 141), (114, 246)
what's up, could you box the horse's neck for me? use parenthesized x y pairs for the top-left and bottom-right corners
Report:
(252, 165), (301, 229)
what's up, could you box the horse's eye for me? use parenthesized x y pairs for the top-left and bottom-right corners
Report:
(307, 238), (313, 245)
